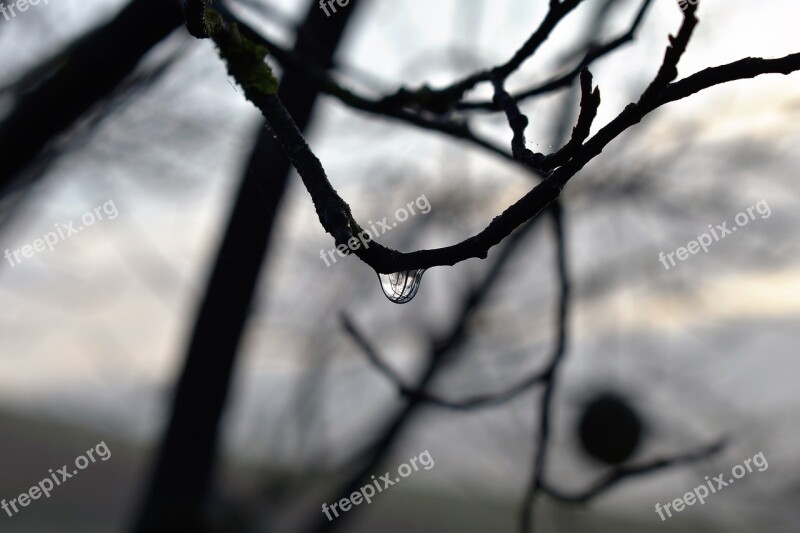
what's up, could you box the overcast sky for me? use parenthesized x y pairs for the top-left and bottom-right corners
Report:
(0, 1), (798, 526)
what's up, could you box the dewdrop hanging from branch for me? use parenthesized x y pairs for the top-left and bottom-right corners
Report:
(378, 270), (426, 304)
(184, 0), (800, 305)
(183, 2), (429, 304)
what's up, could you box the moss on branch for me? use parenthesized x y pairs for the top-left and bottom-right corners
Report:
(189, 5), (278, 99)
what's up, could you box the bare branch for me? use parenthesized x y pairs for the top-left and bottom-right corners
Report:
(373, 0), (585, 114)
(185, 1), (800, 279)
(659, 52), (800, 106)
(520, 206), (571, 533)
(342, 312), (553, 410)
(491, 76), (543, 168)
(536, 69), (601, 171)
(340, 313), (406, 388)
(638, 2), (698, 108)
(212, 1), (540, 174)
(539, 440), (726, 504)
(459, 0), (654, 111)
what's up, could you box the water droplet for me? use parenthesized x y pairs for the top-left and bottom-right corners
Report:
(378, 270), (425, 304)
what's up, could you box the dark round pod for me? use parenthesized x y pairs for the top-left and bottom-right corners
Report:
(578, 392), (643, 465)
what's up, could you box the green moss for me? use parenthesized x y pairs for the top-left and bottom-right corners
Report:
(203, 9), (225, 36)
(205, 9), (279, 97)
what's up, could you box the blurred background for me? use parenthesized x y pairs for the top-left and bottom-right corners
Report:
(0, 0), (798, 531)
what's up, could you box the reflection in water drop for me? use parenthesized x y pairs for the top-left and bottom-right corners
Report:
(378, 270), (426, 304)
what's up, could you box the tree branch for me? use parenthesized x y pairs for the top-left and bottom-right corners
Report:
(520, 205), (570, 533)
(372, 0), (585, 114)
(658, 52), (800, 106)
(185, 1), (800, 280)
(342, 312), (554, 410)
(459, 0), (653, 111)
(213, 1), (537, 172)
(539, 440), (726, 504)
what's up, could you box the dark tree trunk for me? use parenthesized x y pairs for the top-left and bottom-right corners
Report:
(132, 1), (362, 531)
(0, 0), (184, 196)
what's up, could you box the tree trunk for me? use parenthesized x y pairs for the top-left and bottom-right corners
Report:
(0, 0), (184, 196)
(131, 1), (362, 530)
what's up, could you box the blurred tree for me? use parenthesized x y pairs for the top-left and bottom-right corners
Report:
(181, 1), (796, 532)
(0, 0), (184, 197)
(1, 1), (797, 532)
(131, 1), (364, 531)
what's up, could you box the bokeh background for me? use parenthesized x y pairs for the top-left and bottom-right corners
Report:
(1, 0), (798, 531)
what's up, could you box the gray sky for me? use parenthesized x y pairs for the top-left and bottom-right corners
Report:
(0, 0), (798, 527)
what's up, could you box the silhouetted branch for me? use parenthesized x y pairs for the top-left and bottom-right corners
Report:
(372, 0), (584, 114)
(315, 208), (553, 532)
(492, 68), (600, 171)
(491, 75), (542, 168)
(639, 3), (698, 107)
(185, 1), (800, 276)
(538, 69), (601, 170)
(341, 313), (406, 388)
(0, 0), (184, 198)
(212, 1), (529, 170)
(520, 205), (570, 533)
(459, 0), (654, 111)
(342, 312), (553, 410)
(133, 1), (362, 531)
(658, 52), (800, 105)
(539, 440), (726, 503)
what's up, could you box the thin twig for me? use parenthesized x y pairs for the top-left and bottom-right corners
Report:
(519, 204), (570, 533)
(342, 312), (553, 410)
(372, 0), (585, 113)
(187, 1), (799, 276)
(539, 440), (726, 503)
(459, 0), (654, 111)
